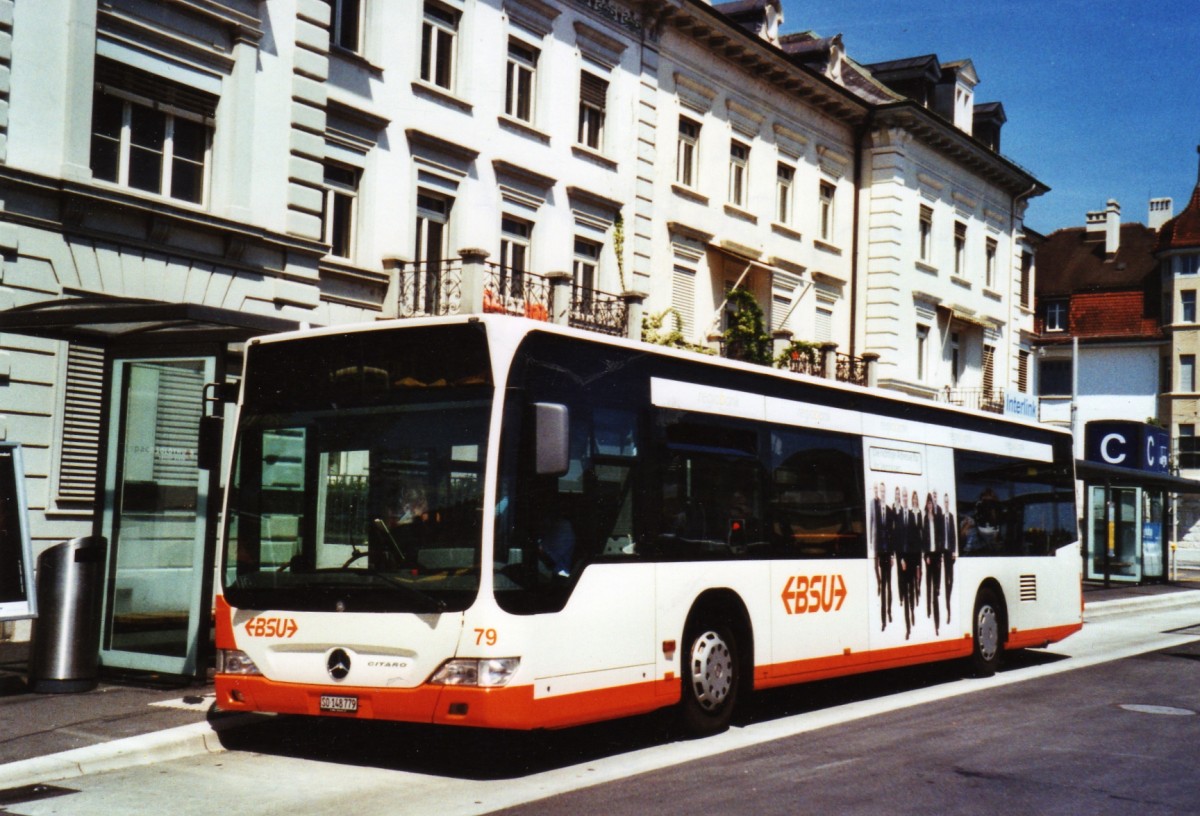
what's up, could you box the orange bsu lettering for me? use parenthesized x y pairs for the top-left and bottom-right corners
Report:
(780, 575), (847, 615)
(245, 617), (298, 638)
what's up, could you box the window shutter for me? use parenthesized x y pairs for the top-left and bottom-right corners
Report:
(580, 72), (608, 109)
(982, 345), (996, 394)
(94, 57), (218, 123)
(57, 344), (105, 503)
(672, 266), (696, 339)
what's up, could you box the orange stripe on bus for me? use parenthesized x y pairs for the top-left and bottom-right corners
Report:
(215, 622), (1082, 730)
(216, 675), (679, 731)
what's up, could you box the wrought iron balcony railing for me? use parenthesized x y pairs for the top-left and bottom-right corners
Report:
(396, 259), (462, 318)
(938, 387), (1006, 415)
(780, 350), (870, 387)
(570, 285), (627, 337)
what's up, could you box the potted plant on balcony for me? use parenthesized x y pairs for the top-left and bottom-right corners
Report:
(722, 288), (772, 366)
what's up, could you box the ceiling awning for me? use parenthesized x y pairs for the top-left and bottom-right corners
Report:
(0, 297), (308, 346)
(1076, 459), (1200, 494)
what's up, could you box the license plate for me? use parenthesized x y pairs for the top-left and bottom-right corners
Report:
(319, 694), (358, 713)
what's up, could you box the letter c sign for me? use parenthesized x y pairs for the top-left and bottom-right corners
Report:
(1101, 433), (1128, 465)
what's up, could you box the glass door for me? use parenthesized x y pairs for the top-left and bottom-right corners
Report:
(1087, 486), (1142, 583)
(100, 356), (215, 676)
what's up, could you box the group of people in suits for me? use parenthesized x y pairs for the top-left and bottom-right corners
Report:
(869, 483), (957, 639)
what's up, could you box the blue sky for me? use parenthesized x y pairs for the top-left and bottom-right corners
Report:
(785, 1), (1200, 236)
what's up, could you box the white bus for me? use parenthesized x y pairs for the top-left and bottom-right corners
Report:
(214, 316), (1082, 735)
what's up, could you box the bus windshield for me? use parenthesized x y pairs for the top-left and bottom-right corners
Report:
(222, 325), (493, 613)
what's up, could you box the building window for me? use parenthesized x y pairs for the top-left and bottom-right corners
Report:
(1181, 354), (1196, 392)
(1176, 255), (1200, 276)
(1017, 350), (1030, 393)
(1020, 251), (1033, 308)
(1044, 299), (1068, 332)
(916, 325), (929, 381)
(819, 182), (835, 241)
(329, 0), (362, 52)
(919, 205), (933, 262)
(321, 163), (359, 260)
(953, 221), (967, 276)
(728, 141), (749, 208)
(1180, 425), (1200, 470)
(505, 39), (537, 123)
(985, 237), (998, 289)
(414, 190), (452, 312)
(1183, 290), (1197, 323)
(90, 74), (212, 205)
(982, 344), (996, 394)
(676, 117), (700, 188)
(577, 72), (607, 150)
(815, 299), (834, 342)
(573, 237), (600, 309)
(420, 2), (458, 91)
(776, 163), (794, 225)
(499, 216), (531, 298)
(1038, 359), (1072, 396)
(672, 265), (697, 339)
(950, 331), (961, 387)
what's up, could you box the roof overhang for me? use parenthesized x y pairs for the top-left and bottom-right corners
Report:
(1075, 459), (1200, 495)
(0, 297), (307, 346)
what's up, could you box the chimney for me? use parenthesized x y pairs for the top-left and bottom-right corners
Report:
(1105, 199), (1121, 255)
(1149, 197), (1174, 231)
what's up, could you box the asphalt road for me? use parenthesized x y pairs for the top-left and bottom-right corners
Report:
(4, 605), (1199, 816)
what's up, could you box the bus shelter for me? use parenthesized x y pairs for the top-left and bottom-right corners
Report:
(1076, 444), (1200, 585)
(0, 297), (302, 678)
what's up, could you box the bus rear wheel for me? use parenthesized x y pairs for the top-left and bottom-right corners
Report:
(970, 588), (1004, 677)
(679, 621), (739, 736)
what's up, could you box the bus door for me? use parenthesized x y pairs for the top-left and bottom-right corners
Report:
(768, 426), (871, 678)
(863, 439), (961, 656)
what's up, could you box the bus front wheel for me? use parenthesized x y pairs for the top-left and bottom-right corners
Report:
(970, 588), (1004, 677)
(679, 621), (739, 736)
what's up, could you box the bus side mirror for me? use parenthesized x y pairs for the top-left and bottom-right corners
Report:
(533, 403), (569, 476)
(198, 414), (223, 473)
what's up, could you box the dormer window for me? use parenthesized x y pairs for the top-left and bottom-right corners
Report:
(1044, 299), (1068, 332)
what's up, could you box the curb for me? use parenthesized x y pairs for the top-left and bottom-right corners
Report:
(1084, 591), (1200, 622)
(0, 713), (254, 791)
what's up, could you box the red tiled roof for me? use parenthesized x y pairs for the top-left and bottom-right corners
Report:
(1071, 290), (1162, 340)
(1158, 182), (1200, 251)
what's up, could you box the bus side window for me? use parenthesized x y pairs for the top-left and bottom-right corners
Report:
(653, 416), (765, 558)
(769, 427), (866, 559)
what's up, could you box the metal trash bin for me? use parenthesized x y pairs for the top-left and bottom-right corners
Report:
(28, 536), (107, 693)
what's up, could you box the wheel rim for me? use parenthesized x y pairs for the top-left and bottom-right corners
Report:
(689, 630), (734, 712)
(976, 603), (999, 662)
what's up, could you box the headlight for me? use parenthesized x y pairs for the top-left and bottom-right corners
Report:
(217, 649), (262, 676)
(428, 658), (519, 687)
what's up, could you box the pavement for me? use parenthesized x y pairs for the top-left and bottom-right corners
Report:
(1, 574), (1199, 797)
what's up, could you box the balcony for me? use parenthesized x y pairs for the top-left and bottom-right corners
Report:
(388, 252), (876, 387)
(390, 255), (630, 338)
(938, 386), (1006, 415)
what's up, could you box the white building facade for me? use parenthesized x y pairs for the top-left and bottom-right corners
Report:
(0, 0), (1048, 662)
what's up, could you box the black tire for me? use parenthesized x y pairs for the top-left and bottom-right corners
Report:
(970, 588), (1004, 677)
(679, 620), (739, 736)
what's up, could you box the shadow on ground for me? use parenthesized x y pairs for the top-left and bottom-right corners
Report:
(212, 648), (1068, 781)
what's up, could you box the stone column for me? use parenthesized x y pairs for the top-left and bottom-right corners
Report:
(771, 329), (794, 365)
(622, 290), (648, 342)
(545, 271), (572, 326)
(862, 352), (880, 388)
(821, 342), (839, 381)
(458, 248), (489, 316)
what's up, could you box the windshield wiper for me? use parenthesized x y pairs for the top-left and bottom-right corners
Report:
(313, 566), (447, 612)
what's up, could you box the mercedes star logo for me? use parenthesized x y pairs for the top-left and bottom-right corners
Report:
(327, 648), (351, 681)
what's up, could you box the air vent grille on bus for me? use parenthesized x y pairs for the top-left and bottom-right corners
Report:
(1019, 574), (1037, 602)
